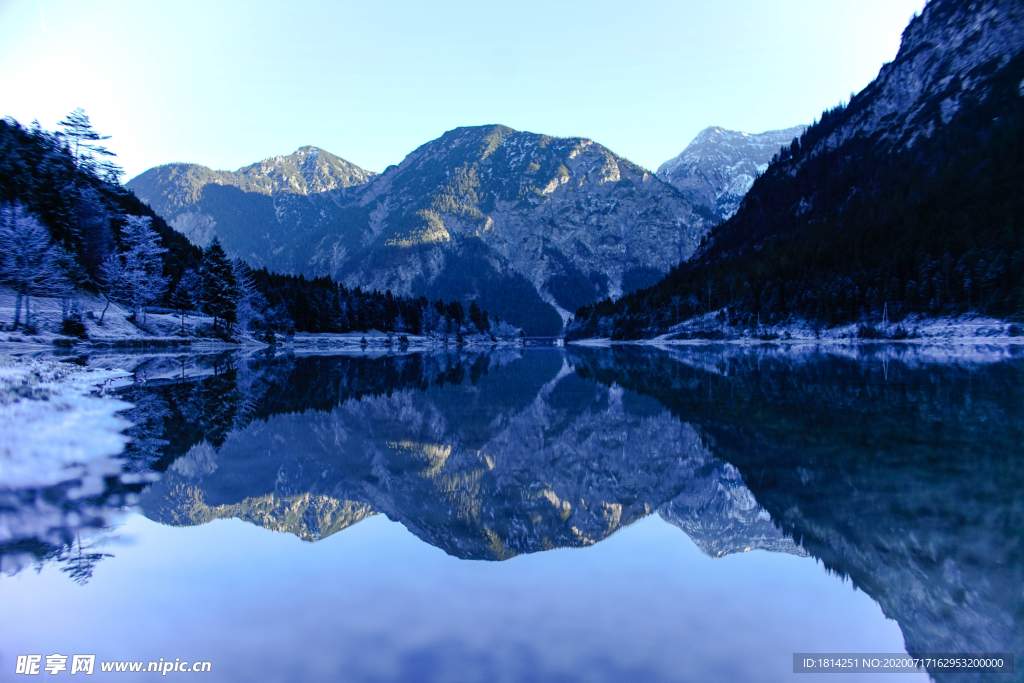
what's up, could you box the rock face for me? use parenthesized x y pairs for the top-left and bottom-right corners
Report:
(656, 126), (805, 222)
(821, 0), (1024, 151)
(334, 126), (701, 329)
(128, 126), (705, 335)
(126, 147), (375, 259)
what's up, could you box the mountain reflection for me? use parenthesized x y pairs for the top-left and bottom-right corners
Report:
(130, 349), (800, 561)
(574, 343), (1024, 680)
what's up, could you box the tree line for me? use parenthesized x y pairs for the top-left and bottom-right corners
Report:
(0, 112), (512, 340)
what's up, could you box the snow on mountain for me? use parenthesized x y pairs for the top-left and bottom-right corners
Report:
(656, 125), (806, 222)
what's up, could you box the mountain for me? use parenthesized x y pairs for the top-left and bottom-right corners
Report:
(656, 125), (806, 223)
(129, 146), (375, 210)
(569, 0), (1024, 340)
(129, 126), (705, 335)
(126, 147), (375, 263)
(333, 126), (700, 324)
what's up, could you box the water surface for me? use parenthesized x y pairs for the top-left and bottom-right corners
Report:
(2, 344), (1021, 682)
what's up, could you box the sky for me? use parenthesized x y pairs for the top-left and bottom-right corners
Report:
(0, 0), (927, 180)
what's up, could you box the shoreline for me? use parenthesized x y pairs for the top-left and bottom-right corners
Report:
(568, 313), (1024, 347)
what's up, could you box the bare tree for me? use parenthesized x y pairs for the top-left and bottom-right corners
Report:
(0, 203), (71, 328)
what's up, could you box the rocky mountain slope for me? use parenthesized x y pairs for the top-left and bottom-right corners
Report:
(823, 0), (1024, 151)
(128, 126), (705, 335)
(333, 126), (700, 327)
(656, 125), (805, 223)
(126, 147), (375, 263)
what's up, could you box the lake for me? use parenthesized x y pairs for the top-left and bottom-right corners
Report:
(1, 344), (1021, 682)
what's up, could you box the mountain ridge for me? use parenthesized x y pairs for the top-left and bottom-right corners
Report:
(130, 145), (376, 208)
(656, 125), (806, 223)
(129, 124), (707, 334)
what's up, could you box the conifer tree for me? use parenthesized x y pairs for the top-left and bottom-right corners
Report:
(447, 301), (465, 330)
(468, 300), (488, 333)
(56, 108), (123, 183)
(200, 238), (237, 331)
(171, 268), (203, 333)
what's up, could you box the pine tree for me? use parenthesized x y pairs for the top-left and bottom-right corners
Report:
(468, 300), (487, 333)
(447, 301), (465, 331)
(56, 108), (123, 184)
(171, 268), (203, 333)
(200, 239), (237, 331)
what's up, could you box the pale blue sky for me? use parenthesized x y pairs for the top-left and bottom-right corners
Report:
(0, 0), (926, 180)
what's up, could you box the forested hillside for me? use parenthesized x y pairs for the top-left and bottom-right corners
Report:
(0, 114), (497, 339)
(569, 0), (1024, 340)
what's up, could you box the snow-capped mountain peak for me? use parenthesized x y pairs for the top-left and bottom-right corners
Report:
(657, 125), (806, 222)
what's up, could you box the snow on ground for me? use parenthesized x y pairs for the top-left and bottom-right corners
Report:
(603, 311), (1024, 345)
(0, 287), (519, 349)
(0, 356), (133, 491)
(570, 338), (612, 347)
(0, 355), (141, 574)
(0, 286), (234, 345)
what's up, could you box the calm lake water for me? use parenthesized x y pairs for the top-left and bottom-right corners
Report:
(1, 344), (1022, 682)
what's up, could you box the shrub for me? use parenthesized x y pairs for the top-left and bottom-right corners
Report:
(60, 318), (88, 339)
